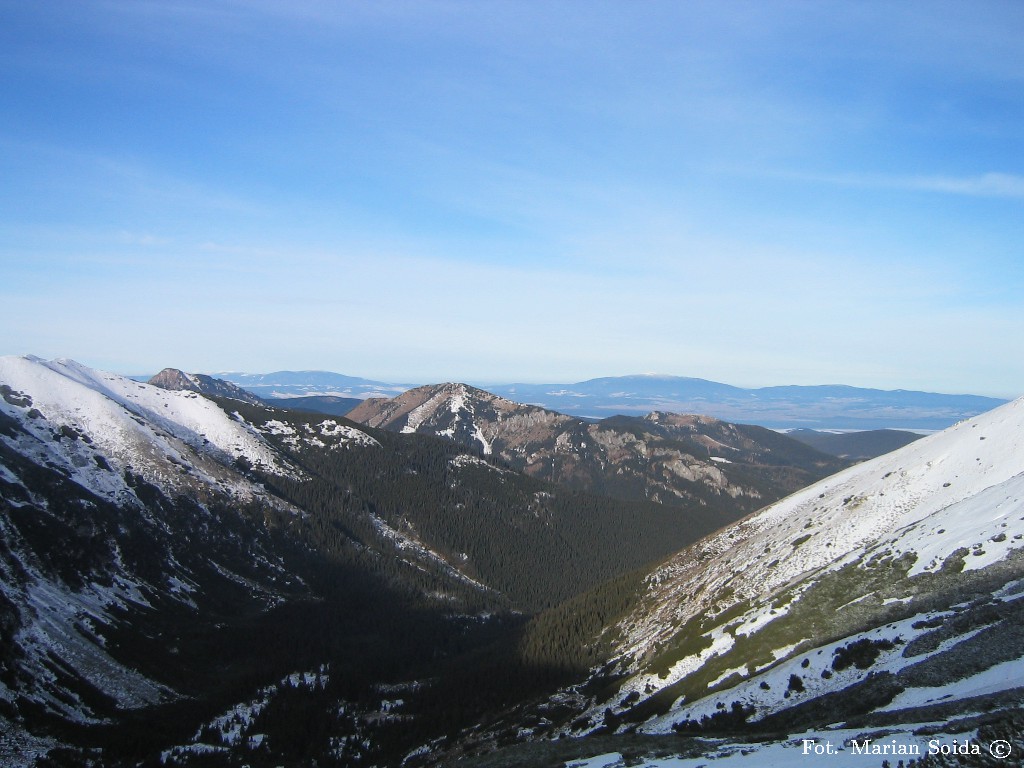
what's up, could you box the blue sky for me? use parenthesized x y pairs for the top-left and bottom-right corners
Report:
(1, 1), (1022, 396)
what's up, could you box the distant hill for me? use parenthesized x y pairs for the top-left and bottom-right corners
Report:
(787, 427), (924, 460)
(262, 394), (361, 417)
(212, 369), (409, 400)
(485, 375), (1007, 430)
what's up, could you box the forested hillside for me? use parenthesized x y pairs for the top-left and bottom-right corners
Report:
(229, 398), (723, 611)
(349, 384), (849, 521)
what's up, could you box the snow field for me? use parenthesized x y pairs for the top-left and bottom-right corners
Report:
(0, 356), (297, 502)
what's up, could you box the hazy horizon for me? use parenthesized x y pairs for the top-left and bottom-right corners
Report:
(111, 361), (1015, 401)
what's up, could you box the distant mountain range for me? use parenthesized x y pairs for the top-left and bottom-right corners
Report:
(210, 370), (409, 400)
(206, 370), (1007, 431)
(484, 376), (1007, 430)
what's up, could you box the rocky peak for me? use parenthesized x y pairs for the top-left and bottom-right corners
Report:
(148, 367), (262, 404)
(349, 384), (848, 515)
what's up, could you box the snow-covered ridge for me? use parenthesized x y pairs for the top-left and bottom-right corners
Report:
(0, 355), (294, 501)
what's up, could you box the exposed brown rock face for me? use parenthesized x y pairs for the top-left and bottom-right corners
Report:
(348, 384), (849, 517)
(148, 368), (263, 405)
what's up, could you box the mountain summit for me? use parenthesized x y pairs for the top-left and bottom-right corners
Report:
(147, 367), (263, 404)
(348, 383), (849, 517)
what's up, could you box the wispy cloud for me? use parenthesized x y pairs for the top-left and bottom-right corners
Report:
(116, 231), (172, 247)
(793, 171), (1024, 199)
(901, 173), (1024, 198)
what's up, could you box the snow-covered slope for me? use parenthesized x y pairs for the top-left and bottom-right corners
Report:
(0, 355), (294, 504)
(0, 362), (318, 766)
(616, 397), (1024, 669)
(496, 396), (1024, 763)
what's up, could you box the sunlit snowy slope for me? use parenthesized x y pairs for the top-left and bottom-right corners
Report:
(552, 397), (1024, 741)
(1, 355), (295, 500)
(488, 396), (1024, 766)
(0, 356), (324, 761)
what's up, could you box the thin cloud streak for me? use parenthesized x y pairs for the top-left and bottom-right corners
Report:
(789, 170), (1024, 199)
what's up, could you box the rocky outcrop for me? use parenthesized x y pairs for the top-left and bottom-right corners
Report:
(349, 384), (849, 517)
(148, 367), (263, 404)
